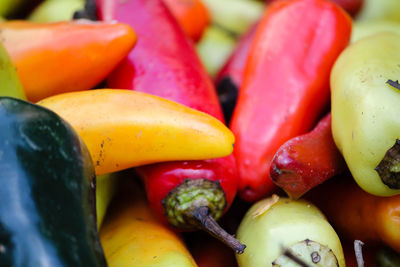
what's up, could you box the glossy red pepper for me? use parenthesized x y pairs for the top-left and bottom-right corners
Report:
(270, 113), (347, 199)
(96, 0), (243, 253)
(266, 0), (364, 17)
(215, 23), (257, 124)
(230, 0), (352, 202)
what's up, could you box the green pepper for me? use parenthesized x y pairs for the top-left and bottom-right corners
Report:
(0, 97), (107, 266)
(0, 42), (26, 100)
(331, 32), (400, 196)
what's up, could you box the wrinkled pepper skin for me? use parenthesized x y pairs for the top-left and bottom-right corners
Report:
(0, 97), (106, 267)
(331, 32), (400, 196)
(0, 41), (26, 100)
(100, 177), (198, 267)
(38, 89), (235, 176)
(163, 0), (210, 42)
(0, 20), (136, 102)
(307, 174), (400, 253)
(230, 0), (352, 202)
(270, 113), (347, 199)
(96, 0), (241, 253)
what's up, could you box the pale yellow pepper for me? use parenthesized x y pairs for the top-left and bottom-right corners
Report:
(331, 32), (400, 196)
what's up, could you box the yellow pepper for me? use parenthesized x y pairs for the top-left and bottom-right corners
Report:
(331, 32), (400, 196)
(99, 177), (197, 267)
(38, 89), (235, 175)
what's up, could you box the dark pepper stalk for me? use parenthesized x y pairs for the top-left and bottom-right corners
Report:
(229, 0), (352, 202)
(95, 0), (244, 253)
(270, 113), (347, 199)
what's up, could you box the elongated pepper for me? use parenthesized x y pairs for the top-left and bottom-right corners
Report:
(0, 20), (136, 102)
(270, 113), (347, 199)
(230, 0), (352, 202)
(96, 0), (243, 253)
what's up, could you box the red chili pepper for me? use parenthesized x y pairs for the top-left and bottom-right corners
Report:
(270, 113), (347, 199)
(215, 23), (258, 124)
(229, 0), (352, 202)
(266, 0), (364, 17)
(95, 0), (243, 253)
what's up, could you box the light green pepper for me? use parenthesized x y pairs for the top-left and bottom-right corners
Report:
(0, 41), (26, 99)
(28, 0), (85, 23)
(236, 196), (344, 267)
(331, 32), (400, 196)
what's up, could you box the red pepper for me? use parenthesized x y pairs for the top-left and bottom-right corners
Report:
(96, 0), (243, 253)
(266, 0), (364, 17)
(215, 23), (257, 124)
(229, 0), (352, 202)
(270, 113), (347, 199)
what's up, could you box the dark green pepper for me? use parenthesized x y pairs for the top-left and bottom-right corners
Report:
(0, 97), (107, 267)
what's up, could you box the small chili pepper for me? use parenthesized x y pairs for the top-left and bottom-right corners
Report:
(163, 0), (210, 42)
(100, 176), (197, 267)
(0, 20), (136, 102)
(215, 23), (257, 124)
(307, 174), (400, 253)
(96, 0), (243, 253)
(270, 113), (347, 199)
(230, 0), (352, 202)
(38, 89), (235, 176)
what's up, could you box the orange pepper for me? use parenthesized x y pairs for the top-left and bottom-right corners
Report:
(308, 174), (400, 253)
(163, 0), (210, 42)
(0, 20), (136, 102)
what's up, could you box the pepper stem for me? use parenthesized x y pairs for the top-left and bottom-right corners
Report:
(272, 239), (338, 267)
(162, 179), (245, 254)
(375, 139), (400, 189)
(188, 206), (246, 254)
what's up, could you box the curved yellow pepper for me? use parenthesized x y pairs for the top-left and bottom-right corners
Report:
(99, 178), (197, 267)
(331, 32), (400, 196)
(38, 89), (235, 175)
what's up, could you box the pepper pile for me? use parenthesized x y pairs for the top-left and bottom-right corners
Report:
(2, 0), (400, 266)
